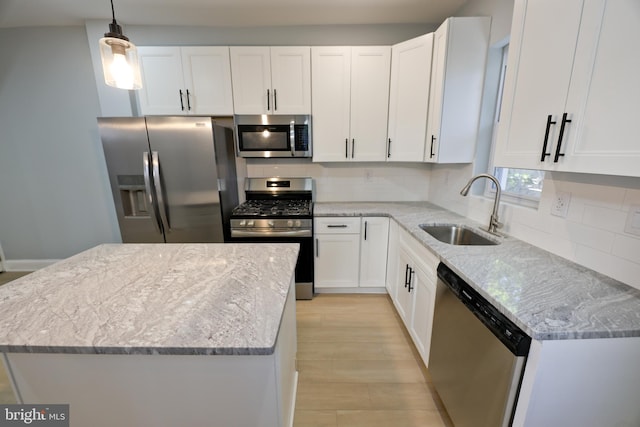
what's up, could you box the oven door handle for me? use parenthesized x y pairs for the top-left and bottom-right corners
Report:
(231, 229), (312, 238)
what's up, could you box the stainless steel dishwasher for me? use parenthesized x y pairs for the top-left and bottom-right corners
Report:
(429, 263), (531, 427)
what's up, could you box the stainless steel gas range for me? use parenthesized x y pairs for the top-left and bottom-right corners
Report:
(230, 177), (314, 300)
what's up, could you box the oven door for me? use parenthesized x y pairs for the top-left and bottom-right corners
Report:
(230, 234), (314, 300)
(236, 124), (293, 157)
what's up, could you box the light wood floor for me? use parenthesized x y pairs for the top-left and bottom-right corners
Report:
(294, 293), (452, 427)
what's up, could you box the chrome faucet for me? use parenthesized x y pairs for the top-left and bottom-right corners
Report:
(460, 173), (503, 234)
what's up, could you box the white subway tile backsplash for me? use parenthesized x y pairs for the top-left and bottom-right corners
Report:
(574, 244), (640, 290)
(612, 234), (640, 264)
(582, 205), (628, 234)
(565, 221), (615, 253)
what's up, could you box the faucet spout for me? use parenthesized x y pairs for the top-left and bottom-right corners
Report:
(459, 173), (503, 234)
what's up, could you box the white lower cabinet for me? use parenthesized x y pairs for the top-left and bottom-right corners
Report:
(314, 218), (361, 288)
(392, 227), (438, 367)
(314, 217), (389, 290)
(385, 219), (400, 298)
(359, 217), (389, 288)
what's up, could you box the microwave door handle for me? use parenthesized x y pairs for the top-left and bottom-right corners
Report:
(143, 152), (163, 235)
(290, 121), (295, 157)
(151, 151), (171, 232)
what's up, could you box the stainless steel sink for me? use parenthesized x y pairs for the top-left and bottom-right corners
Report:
(419, 224), (500, 246)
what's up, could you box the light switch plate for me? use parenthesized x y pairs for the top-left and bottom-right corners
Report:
(624, 205), (640, 237)
(551, 191), (571, 218)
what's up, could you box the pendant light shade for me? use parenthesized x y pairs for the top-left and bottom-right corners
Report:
(99, 0), (142, 90)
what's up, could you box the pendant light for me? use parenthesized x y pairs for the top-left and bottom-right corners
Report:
(98, 0), (142, 90)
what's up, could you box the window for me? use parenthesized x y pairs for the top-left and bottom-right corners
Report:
(486, 45), (544, 206)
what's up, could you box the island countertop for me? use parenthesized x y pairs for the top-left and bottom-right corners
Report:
(0, 243), (299, 355)
(315, 202), (640, 341)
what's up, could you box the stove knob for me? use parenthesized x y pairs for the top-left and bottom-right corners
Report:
(239, 220), (246, 227)
(247, 220), (255, 227)
(287, 220), (294, 227)
(268, 220), (275, 227)
(295, 220), (301, 227)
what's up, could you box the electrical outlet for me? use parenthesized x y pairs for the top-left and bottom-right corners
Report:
(364, 169), (373, 182)
(551, 191), (571, 218)
(624, 205), (640, 237)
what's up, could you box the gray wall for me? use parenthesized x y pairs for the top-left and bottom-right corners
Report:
(0, 22), (438, 263)
(0, 27), (121, 261)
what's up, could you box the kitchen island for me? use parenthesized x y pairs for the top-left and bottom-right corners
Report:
(0, 243), (299, 427)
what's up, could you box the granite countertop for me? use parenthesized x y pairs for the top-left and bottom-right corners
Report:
(0, 243), (298, 356)
(315, 202), (640, 341)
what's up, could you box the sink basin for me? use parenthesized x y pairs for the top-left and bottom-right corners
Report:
(419, 224), (500, 246)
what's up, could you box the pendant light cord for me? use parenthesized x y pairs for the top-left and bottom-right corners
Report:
(110, 0), (117, 24)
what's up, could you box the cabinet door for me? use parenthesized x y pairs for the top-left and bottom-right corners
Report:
(560, 0), (640, 177)
(181, 47), (234, 115)
(409, 264), (437, 367)
(425, 17), (490, 164)
(314, 233), (360, 288)
(270, 47), (311, 114)
(349, 47), (391, 162)
(394, 249), (414, 328)
(494, 0), (584, 170)
(385, 219), (400, 299)
(311, 47), (352, 162)
(230, 47), (272, 114)
(137, 47), (185, 115)
(387, 34), (433, 162)
(359, 217), (389, 288)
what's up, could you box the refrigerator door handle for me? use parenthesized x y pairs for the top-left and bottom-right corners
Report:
(143, 151), (163, 235)
(151, 151), (171, 232)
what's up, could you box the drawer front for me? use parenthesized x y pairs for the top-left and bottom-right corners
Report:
(314, 217), (361, 234)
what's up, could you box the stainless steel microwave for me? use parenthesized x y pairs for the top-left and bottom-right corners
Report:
(234, 115), (312, 158)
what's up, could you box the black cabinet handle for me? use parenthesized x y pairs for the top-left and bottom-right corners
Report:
(267, 89), (270, 111)
(404, 264), (410, 288)
(364, 221), (368, 241)
(315, 238), (319, 257)
(554, 113), (571, 162)
(186, 89), (191, 111)
(408, 268), (414, 292)
(274, 89), (277, 111)
(179, 90), (185, 111)
(387, 138), (392, 158)
(430, 135), (436, 158)
(351, 139), (355, 159)
(540, 114), (556, 161)
(345, 139), (348, 158)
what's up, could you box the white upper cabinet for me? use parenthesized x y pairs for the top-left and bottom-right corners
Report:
(387, 34), (434, 162)
(312, 46), (391, 162)
(137, 46), (234, 116)
(230, 46), (311, 115)
(425, 17), (490, 163)
(495, 0), (640, 177)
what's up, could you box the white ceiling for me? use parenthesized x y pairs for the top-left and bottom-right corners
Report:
(0, 0), (469, 28)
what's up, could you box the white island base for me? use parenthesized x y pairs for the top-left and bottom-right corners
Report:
(2, 279), (298, 427)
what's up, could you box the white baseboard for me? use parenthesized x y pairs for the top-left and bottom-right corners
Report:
(314, 287), (388, 294)
(4, 259), (60, 272)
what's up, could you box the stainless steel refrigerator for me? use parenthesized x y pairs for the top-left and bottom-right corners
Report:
(98, 116), (238, 243)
